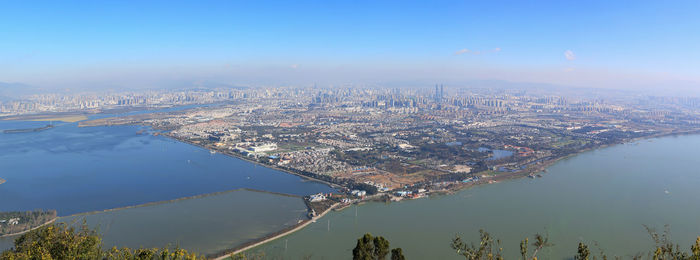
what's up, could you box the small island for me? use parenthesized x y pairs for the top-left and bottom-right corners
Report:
(0, 210), (57, 237)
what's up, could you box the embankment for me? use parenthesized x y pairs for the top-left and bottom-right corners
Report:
(67, 188), (300, 218)
(210, 203), (339, 260)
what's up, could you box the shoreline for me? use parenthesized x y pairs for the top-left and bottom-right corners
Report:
(199, 130), (700, 258)
(74, 109), (700, 199)
(163, 134), (343, 190)
(468, 128), (700, 186)
(210, 202), (339, 260)
(71, 122), (700, 258)
(0, 218), (57, 238)
(165, 128), (700, 197)
(4, 130), (696, 255)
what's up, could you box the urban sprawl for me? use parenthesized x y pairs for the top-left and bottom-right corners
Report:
(4, 85), (700, 205)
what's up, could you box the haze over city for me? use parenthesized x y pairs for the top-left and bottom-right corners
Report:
(3, 1), (700, 260)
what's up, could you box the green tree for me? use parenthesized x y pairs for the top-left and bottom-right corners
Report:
(530, 233), (553, 259)
(353, 233), (375, 260)
(391, 248), (406, 260)
(692, 237), (700, 259)
(639, 224), (700, 260)
(2, 222), (102, 259)
(373, 236), (390, 259)
(451, 230), (504, 260)
(453, 230), (553, 260)
(353, 233), (403, 260)
(0, 222), (203, 260)
(575, 243), (590, 260)
(520, 238), (528, 260)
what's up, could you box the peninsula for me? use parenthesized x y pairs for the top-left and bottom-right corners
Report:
(72, 86), (700, 199)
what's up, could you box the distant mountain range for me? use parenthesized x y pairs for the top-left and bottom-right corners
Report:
(0, 82), (38, 101)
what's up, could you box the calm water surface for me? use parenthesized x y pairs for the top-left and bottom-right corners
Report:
(251, 135), (700, 259)
(0, 120), (333, 215)
(0, 119), (333, 251)
(0, 189), (310, 254)
(59, 189), (309, 256)
(478, 147), (514, 161)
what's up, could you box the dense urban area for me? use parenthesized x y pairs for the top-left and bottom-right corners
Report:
(4, 85), (700, 205)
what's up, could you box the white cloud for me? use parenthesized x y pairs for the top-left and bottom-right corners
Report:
(290, 64), (299, 69)
(455, 49), (470, 55)
(564, 50), (576, 61)
(563, 67), (575, 72)
(492, 47), (501, 52)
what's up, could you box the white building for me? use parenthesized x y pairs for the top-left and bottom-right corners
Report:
(249, 143), (277, 152)
(351, 190), (366, 197)
(309, 193), (327, 202)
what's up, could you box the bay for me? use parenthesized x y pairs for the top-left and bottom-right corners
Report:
(0, 121), (333, 216)
(250, 134), (700, 259)
(0, 119), (334, 252)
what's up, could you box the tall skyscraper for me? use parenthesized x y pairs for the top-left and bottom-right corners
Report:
(435, 84), (440, 103)
(440, 84), (444, 101)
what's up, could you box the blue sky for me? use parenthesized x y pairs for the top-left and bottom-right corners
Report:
(1, 0), (699, 90)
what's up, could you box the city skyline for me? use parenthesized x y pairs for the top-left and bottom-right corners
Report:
(2, 0), (700, 92)
(4, 2), (700, 259)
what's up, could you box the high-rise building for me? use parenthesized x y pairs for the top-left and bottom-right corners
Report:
(435, 84), (440, 103)
(440, 84), (444, 101)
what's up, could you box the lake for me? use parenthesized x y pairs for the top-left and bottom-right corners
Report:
(4, 118), (700, 259)
(478, 147), (514, 161)
(59, 189), (309, 256)
(0, 119), (334, 251)
(249, 134), (700, 259)
(0, 120), (333, 216)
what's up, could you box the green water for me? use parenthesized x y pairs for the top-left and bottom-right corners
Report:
(58, 189), (308, 256)
(250, 135), (700, 259)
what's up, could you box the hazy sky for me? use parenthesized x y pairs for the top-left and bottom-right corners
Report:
(2, 0), (700, 91)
